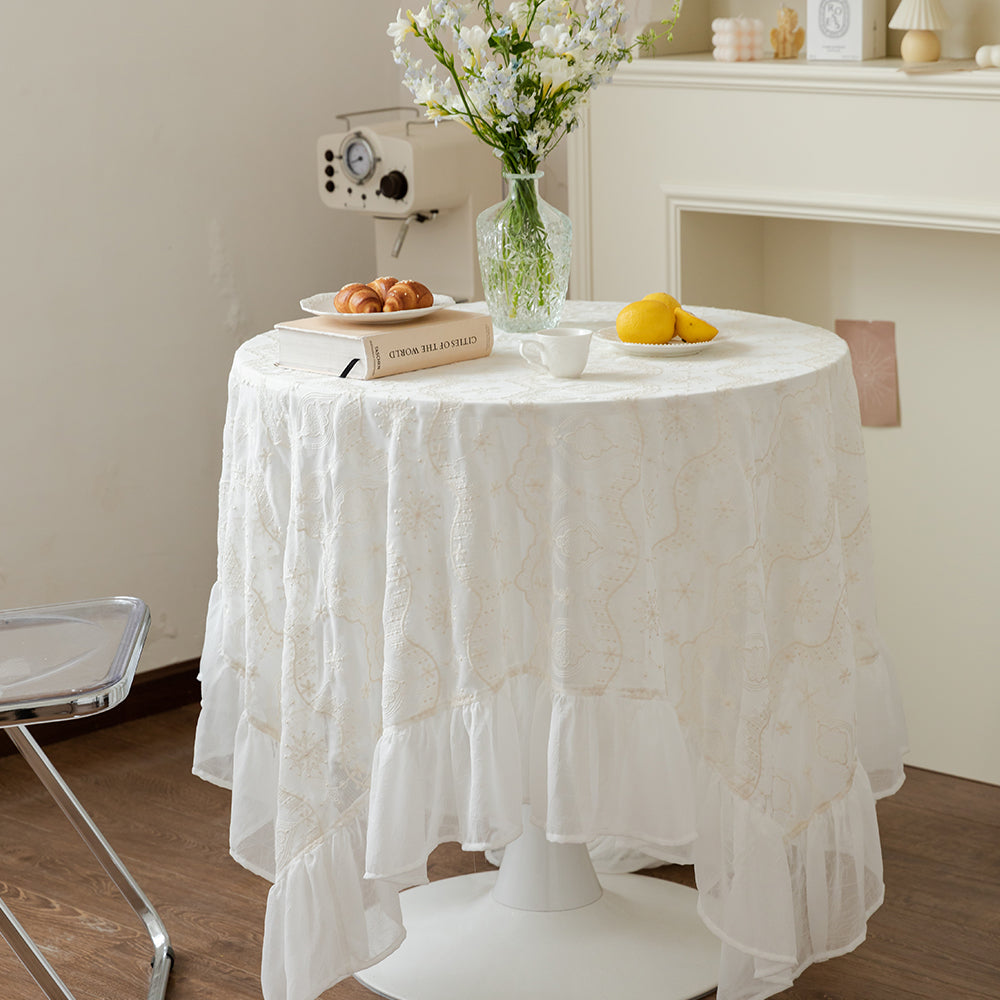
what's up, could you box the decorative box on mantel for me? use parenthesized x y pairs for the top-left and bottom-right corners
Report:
(807, 0), (886, 60)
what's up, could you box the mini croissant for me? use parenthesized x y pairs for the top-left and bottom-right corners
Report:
(383, 280), (434, 312)
(334, 283), (383, 314)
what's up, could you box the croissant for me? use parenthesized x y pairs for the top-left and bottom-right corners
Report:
(334, 283), (383, 314)
(367, 276), (398, 300)
(383, 280), (434, 312)
(333, 283), (366, 312)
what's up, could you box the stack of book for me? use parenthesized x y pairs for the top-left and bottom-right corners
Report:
(274, 309), (494, 380)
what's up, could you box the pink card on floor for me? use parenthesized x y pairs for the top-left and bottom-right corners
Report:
(835, 320), (900, 427)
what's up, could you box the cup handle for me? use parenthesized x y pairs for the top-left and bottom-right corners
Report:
(519, 341), (547, 372)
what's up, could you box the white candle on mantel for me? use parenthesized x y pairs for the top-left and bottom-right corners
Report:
(974, 44), (1000, 68)
(712, 17), (765, 62)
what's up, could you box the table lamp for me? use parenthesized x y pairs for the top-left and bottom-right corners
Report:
(889, 0), (951, 62)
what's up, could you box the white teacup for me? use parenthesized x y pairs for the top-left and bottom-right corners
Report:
(519, 327), (592, 378)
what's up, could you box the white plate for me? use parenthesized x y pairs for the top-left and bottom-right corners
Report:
(299, 292), (456, 323)
(596, 327), (717, 357)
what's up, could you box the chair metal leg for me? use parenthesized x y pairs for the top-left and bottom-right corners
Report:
(0, 897), (75, 1000)
(1, 726), (173, 1000)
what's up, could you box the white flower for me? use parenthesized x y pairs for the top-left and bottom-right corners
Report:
(466, 78), (488, 114)
(539, 23), (572, 53)
(387, 9), (414, 46)
(516, 92), (537, 116)
(414, 75), (444, 105)
(459, 24), (489, 66)
(440, 5), (462, 32)
(570, 51), (596, 79)
(507, 1), (531, 31)
(413, 6), (433, 29)
(537, 55), (575, 92)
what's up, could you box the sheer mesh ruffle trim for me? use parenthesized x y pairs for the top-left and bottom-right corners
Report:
(261, 808), (404, 1000)
(192, 581), (238, 792)
(193, 624), (280, 880)
(858, 644), (909, 798)
(365, 674), (698, 880)
(695, 759), (886, 1000)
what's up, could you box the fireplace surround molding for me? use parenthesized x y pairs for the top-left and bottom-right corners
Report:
(568, 55), (1000, 299)
(656, 184), (1000, 297)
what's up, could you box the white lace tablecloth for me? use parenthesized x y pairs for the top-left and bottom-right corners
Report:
(193, 302), (907, 1000)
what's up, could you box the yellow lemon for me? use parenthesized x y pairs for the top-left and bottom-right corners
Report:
(674, 307), (718, 343)
(616, 300), (676, 344)
(643, 292), (681, 315)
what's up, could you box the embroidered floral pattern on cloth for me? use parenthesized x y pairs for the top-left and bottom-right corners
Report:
(193, 302), (907, 1000)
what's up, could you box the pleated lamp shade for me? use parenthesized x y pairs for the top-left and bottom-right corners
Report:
(889, 0), (951, 31)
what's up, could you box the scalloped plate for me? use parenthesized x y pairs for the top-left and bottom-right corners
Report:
(299, 292), (456, 324)
(596, 327), (718, 357)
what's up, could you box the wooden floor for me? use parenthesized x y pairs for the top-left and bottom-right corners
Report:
(1, 704), (998, 1000)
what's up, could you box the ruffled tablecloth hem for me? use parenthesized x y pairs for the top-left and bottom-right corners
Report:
(701, 904), (882, 1000)
(194, 672), (281, 880)
(355, 672), (894, 1000)
(693, 758), (887, 1000)
(194, 654), (901, 1000)
(195, 658), (902, 1000)
(190, 766), (233, 793)
(261, 805), (405, 1000)
(872, 764), (907, 800)
(858, 646), (910, 800)
(364, 673), (698, 880)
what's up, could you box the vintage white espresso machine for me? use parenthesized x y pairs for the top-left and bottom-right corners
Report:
(318, 109), (501, 302)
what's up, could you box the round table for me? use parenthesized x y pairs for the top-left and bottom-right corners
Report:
(193, 302), (907, 1000)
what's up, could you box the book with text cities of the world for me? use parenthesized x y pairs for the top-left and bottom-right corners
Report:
(275, 308), (493, 379)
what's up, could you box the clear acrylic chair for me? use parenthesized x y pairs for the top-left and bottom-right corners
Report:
(0, 597), (173, 999)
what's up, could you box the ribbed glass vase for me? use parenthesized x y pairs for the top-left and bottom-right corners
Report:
(476, 172), (572, 334)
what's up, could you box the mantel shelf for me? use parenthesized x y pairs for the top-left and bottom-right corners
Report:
(615, 53), (1000, 100)
(569, 47), (1000, 301)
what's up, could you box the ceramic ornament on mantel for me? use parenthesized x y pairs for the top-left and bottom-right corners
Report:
(771, 6), (805, 59)
(889, 0), (951, 63)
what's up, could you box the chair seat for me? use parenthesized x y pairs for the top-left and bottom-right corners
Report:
(0, 597), (148, 725)
(0, 595), (171, 1000)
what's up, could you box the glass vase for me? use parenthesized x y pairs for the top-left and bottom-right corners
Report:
(476, 172), (572, 334)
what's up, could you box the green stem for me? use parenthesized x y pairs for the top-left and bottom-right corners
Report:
(494, 175), (553, 315)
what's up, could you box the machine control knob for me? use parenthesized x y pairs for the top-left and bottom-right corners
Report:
(378, 170), (408, 201)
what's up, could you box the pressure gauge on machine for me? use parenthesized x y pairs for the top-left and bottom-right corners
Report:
(340, 133), (377, 184)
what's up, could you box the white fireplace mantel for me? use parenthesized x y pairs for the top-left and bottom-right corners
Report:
(568, 55), (1000, 299)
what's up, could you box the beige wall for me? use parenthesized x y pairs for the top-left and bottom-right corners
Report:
(0, 1), (406, 670)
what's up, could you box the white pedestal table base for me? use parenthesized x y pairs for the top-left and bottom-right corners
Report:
(354, 870), (720, 1000)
